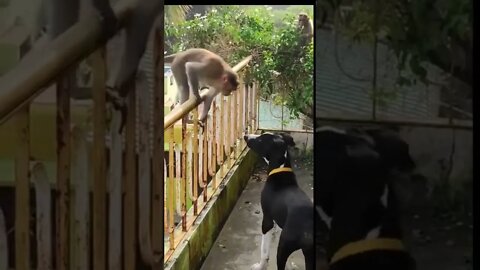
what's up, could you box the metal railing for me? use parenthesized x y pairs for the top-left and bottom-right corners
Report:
(162, 55), (257, 261)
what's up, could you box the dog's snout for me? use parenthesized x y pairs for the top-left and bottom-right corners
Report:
(243, 135), (248, 141)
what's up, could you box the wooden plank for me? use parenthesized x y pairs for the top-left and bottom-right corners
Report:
(108, 111), (123, 270)
(0, 207), (7, 270)
(15, 106), (30, 270)
(56, 71), (72, 270)
(123, 82), (137, 270)
(33, 162), (52, 270)
(91, 48), (107, 270)
(71, 127), (89, 270)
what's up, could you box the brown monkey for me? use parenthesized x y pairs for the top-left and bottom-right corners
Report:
(38, 0), (163, 133)
(166, 48), (240, 126)
(103, 0), (163, 132)
(44, 0), (117, 40)
(297, 12), (313, 46)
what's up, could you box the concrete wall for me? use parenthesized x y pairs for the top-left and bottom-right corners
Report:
(317, 121), (473, 211)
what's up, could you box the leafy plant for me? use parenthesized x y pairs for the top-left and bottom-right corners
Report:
(165, 5), (314, 120)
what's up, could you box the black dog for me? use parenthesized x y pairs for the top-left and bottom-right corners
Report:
(314, 126), (416, 270)
(244, 132), (315, 270)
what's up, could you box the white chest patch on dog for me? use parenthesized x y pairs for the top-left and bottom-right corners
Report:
(279, 151), (288, 168)
(263, 157), (270, 165)
(365, 186), (389, 239)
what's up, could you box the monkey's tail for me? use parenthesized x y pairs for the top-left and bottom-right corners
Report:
(164, 53), (177, 63)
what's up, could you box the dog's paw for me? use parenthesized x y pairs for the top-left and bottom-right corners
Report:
(250, 262), (265, 270)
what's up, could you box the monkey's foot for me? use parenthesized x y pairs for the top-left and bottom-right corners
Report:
(106, 88), (125, 109)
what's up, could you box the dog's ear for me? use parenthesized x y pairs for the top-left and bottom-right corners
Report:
(280, 133), (295, 146)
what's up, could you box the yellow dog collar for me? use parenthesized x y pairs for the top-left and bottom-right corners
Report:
(330, 238), (405, 265)
(268, 167), (293, 176)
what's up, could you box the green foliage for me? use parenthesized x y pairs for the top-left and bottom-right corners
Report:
(165, 5), (314, 119)
(323, 0), (472, 86)
(165, 5), (192, 24)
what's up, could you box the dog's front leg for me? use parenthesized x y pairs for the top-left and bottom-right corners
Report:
(251, 217), (274, 270)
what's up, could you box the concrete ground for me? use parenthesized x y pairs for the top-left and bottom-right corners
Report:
(201, 152), (314, 270)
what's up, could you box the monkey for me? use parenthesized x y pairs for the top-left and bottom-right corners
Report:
(39, 0), (163, 132)
(297, 12), (313, 46)
(41, 0), (117, 40)
(106, 0), (163, 98)
(164, 48), (240, 127)
(105, 0), (163, 132)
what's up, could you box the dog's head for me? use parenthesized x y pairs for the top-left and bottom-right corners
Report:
(315, 126), (382, 176)
(244, 132), (295, 167)
(314, 126), (387, 217)
(364, 128), (416, 172)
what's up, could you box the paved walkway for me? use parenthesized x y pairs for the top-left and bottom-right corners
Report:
(201, 152), (314, 270)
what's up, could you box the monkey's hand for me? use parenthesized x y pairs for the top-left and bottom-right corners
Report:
(98, 7), (118, 39)
(198, 119), (206, 133)
(106, 87), (127, 133)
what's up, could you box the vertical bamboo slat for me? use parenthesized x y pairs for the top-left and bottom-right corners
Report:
(124, 83), (137, 270)
(168, 127), (175, 249)
(92, 48), (107, 270)
(211, 100), (217, 187)
(33, 162), (52, 270)
(193, 109), (199, 215)
(181, 118), (187, 231)
(71, 127), (89, 270)
(56, 74), (71, 270)
(15, 106), (30, 270)
(0, 208), (6, 270)
(218, 97), (224, 166)
(202, 123), (208, 202)
(151, 26), (164, 269)
(108, 112), (123, 270)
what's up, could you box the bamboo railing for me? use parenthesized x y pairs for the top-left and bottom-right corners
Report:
(162, 55), (258, 261)
(0, 0), (165, 269)
(0, 0), (258, 268)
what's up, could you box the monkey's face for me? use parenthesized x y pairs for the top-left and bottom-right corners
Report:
(220, 72), (240, 96)
(298, 14), (309, 26)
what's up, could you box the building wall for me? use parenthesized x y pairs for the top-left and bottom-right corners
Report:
(315, 28), (444, 120)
